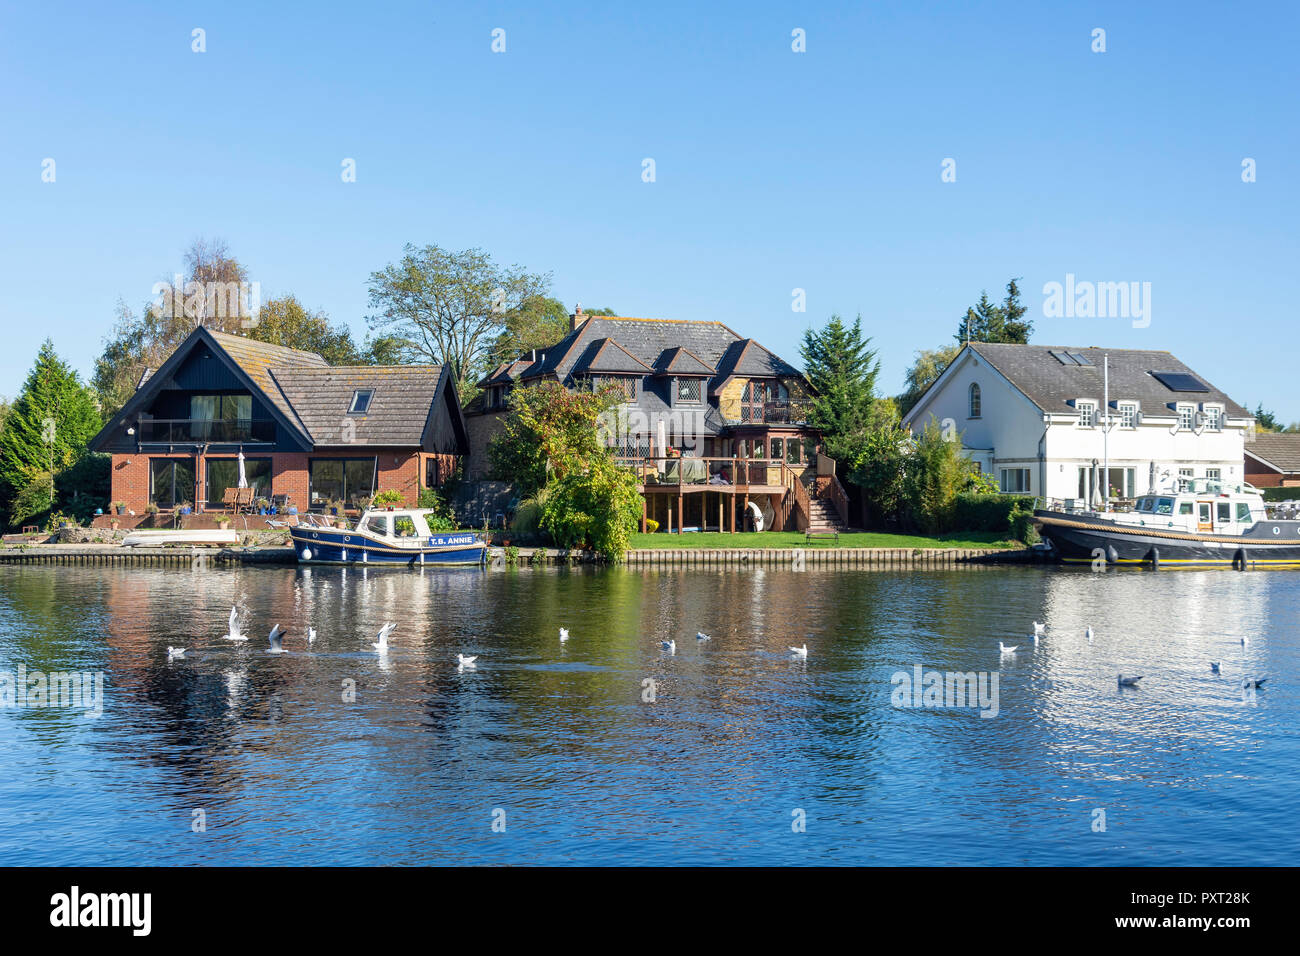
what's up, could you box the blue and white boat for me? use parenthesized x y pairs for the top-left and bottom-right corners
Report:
(290, 507), (487, 567)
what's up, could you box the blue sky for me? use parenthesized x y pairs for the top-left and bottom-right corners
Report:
(2, 1), (1297, 418)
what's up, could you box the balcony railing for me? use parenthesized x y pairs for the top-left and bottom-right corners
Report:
(739, 402), (799, 424)
(616, 456), (796, 489)
(136, 418), (276, 444)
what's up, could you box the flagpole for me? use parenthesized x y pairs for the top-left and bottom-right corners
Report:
(1103, 355), (1110, 510)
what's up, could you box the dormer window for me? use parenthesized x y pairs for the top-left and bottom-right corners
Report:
(349, 389), (374, 414)
(1077, 401), (1097, 427)
(1202, 404), (1223, 431)
(1118, 401), (1139, 428)
(968, 383), (981, 418)
(1177, 403), (1195, 431)
(676, 378), (702, 404)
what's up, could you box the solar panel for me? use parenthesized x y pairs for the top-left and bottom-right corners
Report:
(1152, 370), (1210, 392)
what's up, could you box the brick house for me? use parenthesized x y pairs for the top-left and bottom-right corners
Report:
(89, 326), (468, 520)
(1244, 433), (1300, 488)
(466, 309), (847, 533)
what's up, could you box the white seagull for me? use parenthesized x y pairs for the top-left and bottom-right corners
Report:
(1033, 621), (1046, 637)
(1241, 677), (1267, 690)
(456, 653), (478, 668)
(1085, 626), (1094, 643)
(1210, 661), (1220, 674)
(372, 622), (396, 652)
(696, 631), (711, 642)
(660, 639), (676, 654)
(167, 646), (185, 660)
(999, 642), (1019, 655)
(267, 624), (285, 654)
(224, 606), (248, 642)
(1117, 674), (1143, 688)
(790, 644), (809, 659)
(307, 627), (317, 646)
(559, 627), (569, 643)
(1241, 636), (1249, 646)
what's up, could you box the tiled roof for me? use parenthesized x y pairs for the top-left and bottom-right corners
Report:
(1245, 433), (1300, 474)
(207, 329), (328, 435)
(271, 365), (446, 446)
(653, 346), (716, 376)
(490, 315), (801, 394)
(570, 338), (656, 375)
(964, 343), (1250, 419)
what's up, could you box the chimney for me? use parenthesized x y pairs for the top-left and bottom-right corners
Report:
(570, 303), (587, 333)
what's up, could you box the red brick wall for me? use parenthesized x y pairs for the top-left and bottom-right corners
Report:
(111, 448), (426, 513)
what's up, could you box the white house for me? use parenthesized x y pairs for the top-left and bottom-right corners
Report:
(902, 343), (1254, 504)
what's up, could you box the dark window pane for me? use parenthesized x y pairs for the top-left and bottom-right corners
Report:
(345, 460), (376, 507)
(310, 460), (344, 506)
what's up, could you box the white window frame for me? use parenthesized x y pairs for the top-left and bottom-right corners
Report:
(1202, 404), (1223, 431)
(999, 467), (1030, 494)
(968, 382), (981, 419)
(1177, 404), (1196, 431)
(1118, 401), (1138, 428)
(348, 389), (375, 415)
(1077, 401), (1097, 428)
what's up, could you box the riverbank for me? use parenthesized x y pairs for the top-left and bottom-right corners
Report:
(628, 531), (1021, 550)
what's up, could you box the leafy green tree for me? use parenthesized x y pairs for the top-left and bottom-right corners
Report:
(580, 306), (618, 316)
(849, 401), (911, 528)
(366, 243), (552, 397)
(0, 341), (103, 528)
(541, 455), (643, 561)
(902, 416), (978, 533)
(898, 344), (961, 416)
(799, 313), (880, 462)
(490, 295), (571, 366)
(955, 278), (1032, 345)
(248, 294), (363, 364)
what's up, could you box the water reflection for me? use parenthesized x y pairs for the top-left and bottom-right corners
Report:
(0, 564), (1294, 865)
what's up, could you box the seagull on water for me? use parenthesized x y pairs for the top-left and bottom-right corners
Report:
(999, 642), (1019, 655)
(790, 644), (808, 659)
(1085, 626), (1094, 643)
(1118, 674), (1143, 688)
(167, 646), (185, 660)
(1033, 621), (1046, 637)
(307, 627), (317, 646)
(660, 639), (676, 654)
(559, 627), (569, 643)
(696, 631), (711, 642)
(456, 653), (477, 668)
(1210, 661), (1220, 674)
(224, 606), (248, 642)
(1241, 636), (1249, 646)
(267, 624), (286, 654)
(1241, 677), (1267, 690)
(372, 622), (396, 652)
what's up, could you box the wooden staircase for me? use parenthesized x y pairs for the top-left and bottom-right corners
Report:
(804, 496), (848, 534)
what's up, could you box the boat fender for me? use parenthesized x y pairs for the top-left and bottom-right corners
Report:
(1149, 546), (1160, 570)
(1234, 548), (1247, 571)
(1106, 545), (1119, 565)
(301, 547), (312, 561)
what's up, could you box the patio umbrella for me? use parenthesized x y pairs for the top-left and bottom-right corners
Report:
(237, 449), (248, 489)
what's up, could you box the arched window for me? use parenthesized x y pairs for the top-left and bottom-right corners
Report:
(969, 383), (982, 418)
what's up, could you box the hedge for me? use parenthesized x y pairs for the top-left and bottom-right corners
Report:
(1261, 486), (1300, 502)
(953, 493), (1039, 532)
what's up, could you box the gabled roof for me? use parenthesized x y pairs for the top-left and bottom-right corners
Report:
(570, 338), (656, 375)
(961, 343), (1250, 419)
(653, 346), (715, 376)
(1244, 433), (1300, 474)
(206, 329), (328, 435)
(481, 315), (803, 397)
(271, 365), (450, 446)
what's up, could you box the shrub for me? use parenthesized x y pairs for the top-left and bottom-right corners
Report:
(373, 489), (403, 506)
(417, 487), (457, 530)
(954, 493), (1038, 532)
(1009, 505), (1039, 545)
(540, 455), (642, 562)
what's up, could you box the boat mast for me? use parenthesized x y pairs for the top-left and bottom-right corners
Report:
(1103, 355), (1109, 510)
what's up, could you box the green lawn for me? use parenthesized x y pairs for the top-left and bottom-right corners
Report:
(628, 531), (1020, 550)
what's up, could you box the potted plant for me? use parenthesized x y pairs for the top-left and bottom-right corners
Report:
(255, 497), (269, 515)
(215, 514), (232, 529)
(373, 489), (403, 511)
(113, 501), (126, 515)
(178, 500), (193, 515)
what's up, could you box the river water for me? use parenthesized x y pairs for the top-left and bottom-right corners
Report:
(0, 563), (1293, 865)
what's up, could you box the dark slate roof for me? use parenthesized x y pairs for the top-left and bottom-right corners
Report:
(1245, 433), (1300, 474)
(653, 346), (715, 376)
(571, 338), (656, 375)
(967, 343), (1250, 418)
(481, 357), (532, 387)
(486, 316), (801, 395)
(207, 329), (329, 435)
(271, 365), (446, 446)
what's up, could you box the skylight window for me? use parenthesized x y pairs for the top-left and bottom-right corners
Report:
(1050, 350), (1095, 366)
(349, 389), (374, 414)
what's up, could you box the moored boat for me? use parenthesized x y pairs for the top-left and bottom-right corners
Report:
(289, 507), (486, 567)
(1035, 479), (1300, 569)
(123, 529), (241, 548)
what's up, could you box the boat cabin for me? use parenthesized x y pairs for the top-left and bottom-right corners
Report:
(1114, 480), (1266, 535)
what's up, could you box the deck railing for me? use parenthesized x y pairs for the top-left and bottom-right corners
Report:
(616, 456), (796, 489)
(136, 418), (276, 443)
